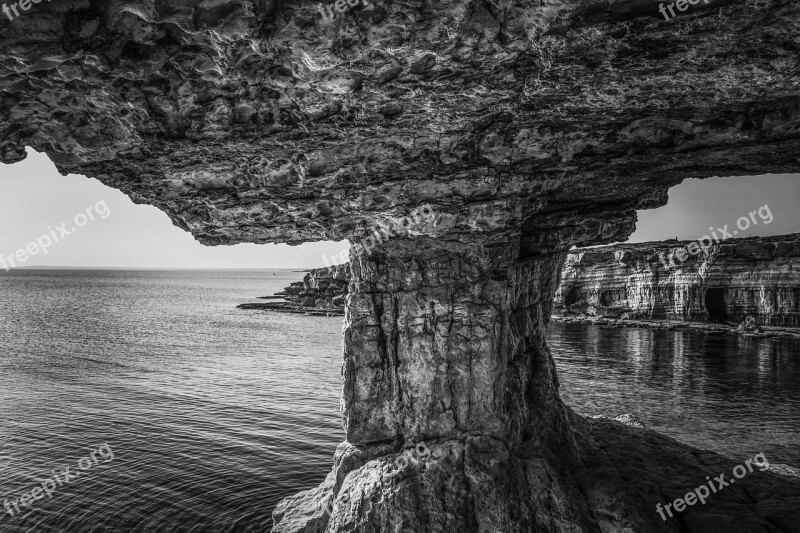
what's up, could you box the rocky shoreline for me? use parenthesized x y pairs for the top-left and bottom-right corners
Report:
(237, 264), (348, 317)
(274, 409), (800, 533)
(242, 235), (800, 340)
(551, 314), (800, 340)
(237, 301), (344, 317)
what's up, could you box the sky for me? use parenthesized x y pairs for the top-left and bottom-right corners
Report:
(0, 148), (797, 269)
(0, 149), (349, 269)
(627, 173), (800, 243)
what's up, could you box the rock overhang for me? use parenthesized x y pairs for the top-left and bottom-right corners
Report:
(1, 0), (799, 249)
(3, 2), (800, 530)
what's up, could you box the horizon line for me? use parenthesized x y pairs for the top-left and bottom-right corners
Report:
(0, 266), (325, 272)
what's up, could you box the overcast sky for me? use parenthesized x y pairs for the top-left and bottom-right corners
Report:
(0, 149), (797, 269)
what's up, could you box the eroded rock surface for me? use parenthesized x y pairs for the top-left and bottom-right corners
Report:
(574, 412), (800, 533)
(2, 0), (800, 531)
(2, 0), (799, 249)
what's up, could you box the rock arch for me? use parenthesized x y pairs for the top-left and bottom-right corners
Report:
(2, 0), (799, 531)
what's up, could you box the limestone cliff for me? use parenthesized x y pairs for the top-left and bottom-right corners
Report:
(2, 0), (800, 531)
(239, 264), (349, 315)
(555, 234), (800, 329)
(278, 264), (349, 311)
(256, 232), (800, 331)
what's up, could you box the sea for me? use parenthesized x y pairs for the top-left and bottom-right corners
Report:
(1, 269), (798, 533)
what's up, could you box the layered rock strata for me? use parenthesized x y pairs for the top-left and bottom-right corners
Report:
(2, 0), (800, 531)
(555, 234), (800, 329)
(239, 264), (349, 315)
(253, 232), (800, 333)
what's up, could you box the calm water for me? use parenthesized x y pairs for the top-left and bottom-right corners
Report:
(550, 322), (800, 465)
(0, 270), (798, 533)
(0, 270), (343, 533)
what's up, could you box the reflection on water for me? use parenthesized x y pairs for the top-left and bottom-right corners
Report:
(549, 321), (800, 465)
(0, 270), (797, 533)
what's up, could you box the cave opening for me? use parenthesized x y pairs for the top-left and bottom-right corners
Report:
(705, 288), (728, 322)
(565, 286), (581, 306)
(599, 290), (612, 306)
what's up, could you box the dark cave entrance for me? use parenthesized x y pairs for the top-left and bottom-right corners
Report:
(599, 291), (612, 307)
(565, 287), (581, 307)
(705, 288), (728, 322)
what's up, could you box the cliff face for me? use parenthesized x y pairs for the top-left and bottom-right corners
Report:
(268, 233), (800, 330)
(555, 235), (800, 328)
(239, 263), (350, 315)
(279, 264), (350, 311)
(2, 0), (800, 531)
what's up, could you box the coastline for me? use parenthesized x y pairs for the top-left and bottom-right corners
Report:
(237, 265), (348, 317)
(237, 300), (344, 316)
(551, 314), (800, 340)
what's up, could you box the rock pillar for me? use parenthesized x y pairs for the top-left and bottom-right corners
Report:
(274, 235), (597, 532)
